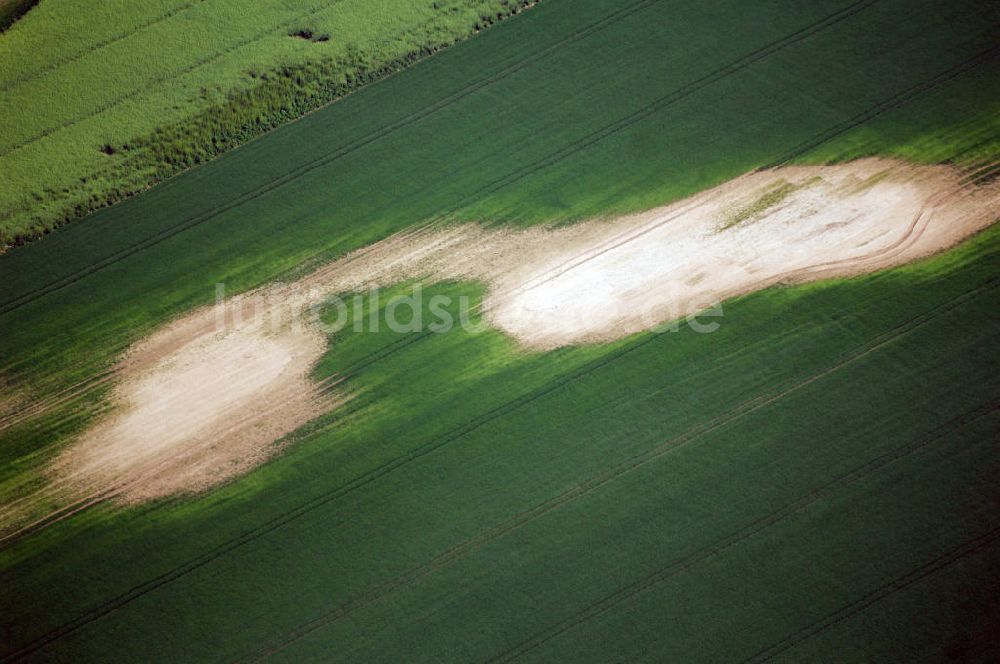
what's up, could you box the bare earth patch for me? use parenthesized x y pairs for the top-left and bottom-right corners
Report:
(301, 158), (1000, 348)
(49, 292), (332, 506)
(5, 158), (997, 531)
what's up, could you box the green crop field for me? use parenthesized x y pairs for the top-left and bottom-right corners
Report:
(0, 0), (530, 247)
(1, 0), (999, 661)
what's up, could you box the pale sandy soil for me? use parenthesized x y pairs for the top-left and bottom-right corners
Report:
(5, 158), (997, 529)
(303, 158), (999, 348)
(35, 291), (333, 511)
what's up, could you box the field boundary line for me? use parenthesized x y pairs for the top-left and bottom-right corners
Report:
(0, 0), (879, 315)
(0, 0), (657, 317)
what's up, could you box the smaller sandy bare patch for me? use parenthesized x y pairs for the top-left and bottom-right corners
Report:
(51, 291), (332, 505)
